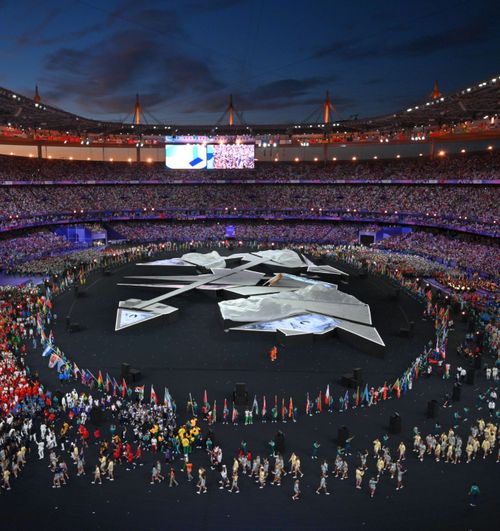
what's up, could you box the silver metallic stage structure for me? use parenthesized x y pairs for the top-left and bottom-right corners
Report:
(115, 249), (385, 355)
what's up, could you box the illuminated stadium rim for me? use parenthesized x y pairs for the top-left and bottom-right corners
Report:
(1, 73), (499, 135)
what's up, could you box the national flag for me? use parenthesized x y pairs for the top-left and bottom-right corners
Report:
(355, 386), (360, 407)
(105, 374), (111, 394)
(73, 363), (80, 378)
(261, 395), (267, 417)
(86, 370), (97, 383)
(393, 378), (401, 399)
(306, 392), (311, 415)
(48, 352), (60, 369)
(363, 384), (370, 404)
(252, 395), (259, 415)
(343, 389), (349, 409)
(97, 370), (103, 389)
(134, 385), (145, 400)
(112, 378), (119, 397)
(42, 344), (53, 358)
(212, 400), (217, 423)
(382, 381), (388, 400)
(202, 389), (208, 414)
(121, 377), (127, 398)
(150, 385), (158, 405)
(324, 384), (330, 405)
(164, 388), (172, 408)
(317, 391), (322, 413)
(288, 397), (293, 419)
(281, 398), (286, 421)
(232, 404), (238, 423)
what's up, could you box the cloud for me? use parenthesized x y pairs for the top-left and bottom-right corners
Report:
(250, 77), (327, 101)
(314, 11), (499, 61)
(42, 13), (224, 116)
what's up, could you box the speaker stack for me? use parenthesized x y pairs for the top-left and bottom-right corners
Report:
(389, 413), (402, 434)
(233, 382), (248, 407)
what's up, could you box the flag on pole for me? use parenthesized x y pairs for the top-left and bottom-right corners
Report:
(97, 371), (103, 389)
(261, 395), (267, 418)
(306, 392), (311, 415)
(324, 384), (330, 405)
(121, 377), (127, 398)
(355, 386), (360, 407)
(281, 398), (286, 421)
(252, 395), (259, 415)
(363, 384), (370, 404)
(48, 352), (60, 369)
(73, 362), (80, 378)
(134, 385), (145, 400)
(212, 400), (217, 423)
(151, 385), (158, 405)
(105, 373), (111, 394)
(164, 388), (172, 409)
(343, 389), (349, 409)
(393, 378), (401, 399)
(317, 390), (322, 413)
(42, 344), (53, 358)
(232, 404), (238, 424)
(288, 397), (293, 419)
(202, 389), (208, 414)
(112, 378), (119, 397)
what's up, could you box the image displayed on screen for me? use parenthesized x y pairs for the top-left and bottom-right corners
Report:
(165, 137), (254, 170)
(213, 144), (255, 169)
(165, 145), (214, 169)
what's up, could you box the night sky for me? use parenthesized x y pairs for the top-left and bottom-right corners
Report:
(0, 0), (499, 124)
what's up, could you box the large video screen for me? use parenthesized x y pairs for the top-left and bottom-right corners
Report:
(165, 136), (254, 170)
(213, 144), (254, 169)
(165, 145), (214, 170)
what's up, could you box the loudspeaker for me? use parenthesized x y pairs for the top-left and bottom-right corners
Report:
(452, 383), (461, 401)
(274, 431), (286, 454)
(90, 406), (106, 426)
(341, 374), (357, 389)
(389, 413), (402, 434)
(129, 368), (142, 383)
(352, 368), (363, 384)
(337, 425), (349, 447)
(233, 382), (248, 407)
(121, 363), (131, 380)
(466, 370), (475, 385)
(427, 399), (439, 419)
(388, 289), (399, 301)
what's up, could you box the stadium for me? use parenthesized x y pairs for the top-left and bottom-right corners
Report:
(0, 3), (499, 530)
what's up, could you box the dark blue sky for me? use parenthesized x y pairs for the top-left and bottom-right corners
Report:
(0, 0), (499, 124)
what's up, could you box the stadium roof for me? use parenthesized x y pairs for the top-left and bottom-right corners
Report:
(1, 74), (499, 136)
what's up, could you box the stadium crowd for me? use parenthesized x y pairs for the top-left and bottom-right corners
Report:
(0, 231), (73, 270)
(0, 151), (498, 182)
(0, 184), (498, 236)
(375, 232), (500, 278)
